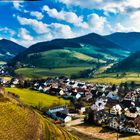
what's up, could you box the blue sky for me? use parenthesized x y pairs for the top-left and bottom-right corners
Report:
(0, 0), (140, 47)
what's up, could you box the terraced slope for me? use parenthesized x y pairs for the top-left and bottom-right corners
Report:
(0, 93), (79, 140)
(43, 118), (79, 140)
(0, 100), (41, 140)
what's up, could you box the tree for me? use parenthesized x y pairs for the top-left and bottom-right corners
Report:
(130, 81), (136, 90)
(111, 84), (116, 91)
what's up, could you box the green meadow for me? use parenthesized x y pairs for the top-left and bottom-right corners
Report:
(5, 88), (69, 107)
(15, 67), (92, 78)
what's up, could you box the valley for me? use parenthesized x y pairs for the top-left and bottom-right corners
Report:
(1, 32), (140, 140)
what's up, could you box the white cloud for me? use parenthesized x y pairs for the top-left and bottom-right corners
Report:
(16, 15), (76, 46)
(43, 5), (88, 28)
(0, 27), (16, 37)
(87, 13), (107, 34)
(17, 16), (49, 34)
(18, 28), (33, 41)
(107, 23), (135, 33)
(30, 11), (44, 20)
(50, 23), (74, 38)
(58, 0), (140, 14)
(128, 11), (140, 31)
(13, 2), (23, 11)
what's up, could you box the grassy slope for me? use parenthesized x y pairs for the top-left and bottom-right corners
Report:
(0, 100), (41, 140)
(15, 67), (92, 78)
(26, 49), (99, 68)
(5, 88), (69, 107)
(0, 93), (78, 140)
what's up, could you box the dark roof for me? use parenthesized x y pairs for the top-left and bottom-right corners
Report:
(121, 100), (132, 108)
(49, 106), (69, 114)
(56, 112), (68, 119)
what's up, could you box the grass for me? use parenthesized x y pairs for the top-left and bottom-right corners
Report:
(26, 49), (96, 68)
(5, 88), (69, 108)
(0, 61), (6, 65)
(82, 77), (140, 85)
(15, 67), (92, 78)
(82, 72), (140, 85)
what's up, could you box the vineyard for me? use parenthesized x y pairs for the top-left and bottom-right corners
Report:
(0, 101), (41, 140)
(0, 93), (79, 140)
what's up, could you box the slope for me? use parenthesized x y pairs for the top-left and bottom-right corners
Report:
(117, 51), (140, 72)
(0, 90), (78, 140)
(0, 39), (26, 61)
(105, 32), (140, 52)
(10, 33), (130, 68)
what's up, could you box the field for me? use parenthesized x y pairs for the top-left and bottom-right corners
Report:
(15, 67), (92, 78)
(82, 72), (140, 84)
(5, 88), (69, 108)
(0, 61), (6, 65)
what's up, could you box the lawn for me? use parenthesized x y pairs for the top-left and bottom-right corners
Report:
(15, 67), (92, 78)
(5, 88), (69, 108)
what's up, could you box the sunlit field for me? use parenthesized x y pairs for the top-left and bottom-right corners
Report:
(5, 88), (69, 107)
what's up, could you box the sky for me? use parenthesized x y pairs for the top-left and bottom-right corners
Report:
(0, 0), (140, 47)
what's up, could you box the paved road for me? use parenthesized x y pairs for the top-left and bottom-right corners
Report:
(66, 119), (84, 127)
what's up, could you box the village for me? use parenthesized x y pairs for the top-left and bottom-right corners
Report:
(0, 70), (140, 137)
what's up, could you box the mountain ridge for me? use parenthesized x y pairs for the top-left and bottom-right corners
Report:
(9, 32), (130, 68)
(0, 39), (26, 61)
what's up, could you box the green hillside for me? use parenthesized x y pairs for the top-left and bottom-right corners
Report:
(24, 49), (102, 68)
(15, 67), (92, 78)
(10, 33), (130, 69)
(117, 51), (140, 72)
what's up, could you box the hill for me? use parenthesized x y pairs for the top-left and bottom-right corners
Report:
(10, 33), (130, 68)
(0, 94), (42, 140)
(117, 51), (140, 72)
(105, 32), (140, 52)
(0, 39), (25, 61)
(0, 90), (79, 140)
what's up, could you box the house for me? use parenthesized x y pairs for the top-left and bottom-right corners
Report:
(125, 110), (139, 119)
(110, 104), (122, 115)
(106, 91), (119, 100)
(56, 112), (72, 123)
(134, 116), (140, 132)
(108, 117), (122, 130)
(47, 106), (69, 115)
(93, 110), (108, 125)
(122, 127), (140, 134)
(122, 119), (140, 134)
(91, 98), (107, 111)
(47, 106), (71, 123)
(59, 89), (65, 96)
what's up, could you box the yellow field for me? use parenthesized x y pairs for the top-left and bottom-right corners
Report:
(82, 77), (140, 84)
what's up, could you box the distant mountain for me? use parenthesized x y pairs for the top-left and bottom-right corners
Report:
(105, 32), (140, 52)
(117, 51), (140, 72)
(0, 39), (26, 61)
(10, 33), (130, 68)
